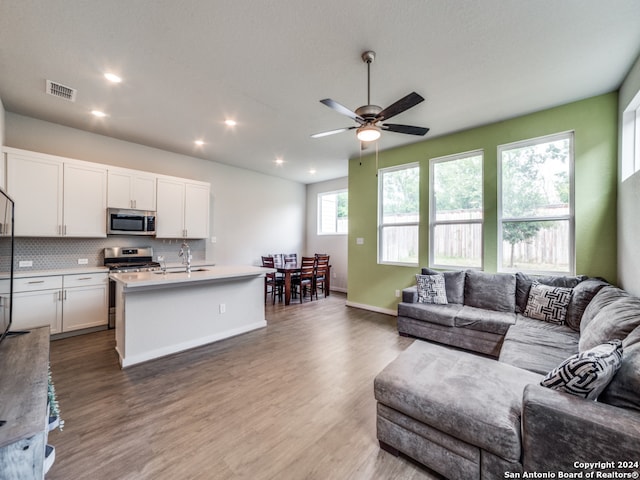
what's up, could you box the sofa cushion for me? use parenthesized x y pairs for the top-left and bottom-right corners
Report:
(397, 302), (463, 327)
(499, 316), (579, 374)
(374, 341), (542, 463)
(422, 268), (465, 304)
(523, 281), (572, 325)
(565, 278), (609, 332)
(599, 325), (640, 411)
(416, 274), (448, 304)
(464, 270), (516, 312)
(580, 286), (630, 334)
(515, 272), (585, 314)
(454, 306), (516, 335)
(579, 290), (640, 352)
(540, 340), (623, 400)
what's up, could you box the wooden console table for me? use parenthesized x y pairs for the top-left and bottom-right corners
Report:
(0, 327), (51, 479)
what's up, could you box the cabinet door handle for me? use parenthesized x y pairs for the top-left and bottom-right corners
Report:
(28, 280), (45, 284)
(77, 277), (92, 281)
(57, 291), (62, 301)
(63, 225), (67, 235)
(63, 290), (67, 301)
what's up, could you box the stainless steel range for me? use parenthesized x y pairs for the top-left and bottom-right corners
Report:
(105, 247), (161, 327)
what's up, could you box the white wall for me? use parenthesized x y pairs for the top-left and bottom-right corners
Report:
(5, 113), (306, 266)
(618, 52), (640, 295)
(306, 177), (348, 292)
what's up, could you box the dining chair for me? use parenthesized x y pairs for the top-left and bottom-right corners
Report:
(284, 253), (299, 298)
(314, 254), (330, 298)
(298, 256), (317, 302)
(273, 253), (285, 268)
(261, 255), (283, 304)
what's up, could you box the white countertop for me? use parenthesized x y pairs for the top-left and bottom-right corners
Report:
(110, 265), (274, 289)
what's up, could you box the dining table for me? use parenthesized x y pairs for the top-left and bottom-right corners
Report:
(277, 264), (331, 305)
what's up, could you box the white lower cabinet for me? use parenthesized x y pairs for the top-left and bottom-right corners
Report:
(4, 273), (108, 335)
(61, 273), (109, 332)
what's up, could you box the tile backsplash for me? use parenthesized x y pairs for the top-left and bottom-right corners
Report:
(2, 236), (206, 272)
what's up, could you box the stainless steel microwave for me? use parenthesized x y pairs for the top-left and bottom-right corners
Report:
(107, 208), (156, 236)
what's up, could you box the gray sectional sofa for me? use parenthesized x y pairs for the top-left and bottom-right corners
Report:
(374, 269), (640, 479)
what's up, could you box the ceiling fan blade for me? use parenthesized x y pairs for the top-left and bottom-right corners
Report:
(320, 99), (364, 123)
(376, 92), (425, 121)
(382, 123), (430, 136)
(310, 126), (355, 138)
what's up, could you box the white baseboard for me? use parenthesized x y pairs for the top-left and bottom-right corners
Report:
(345, 301), (397, 317)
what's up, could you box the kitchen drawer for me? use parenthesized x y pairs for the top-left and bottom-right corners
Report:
(63, 272), (108, 287)
(14, 276), (63, 293)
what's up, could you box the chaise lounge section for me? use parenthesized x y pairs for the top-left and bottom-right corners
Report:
(375, 269), (640, 479)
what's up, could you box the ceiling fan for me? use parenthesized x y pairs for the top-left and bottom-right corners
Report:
(311, 51), (429, 143)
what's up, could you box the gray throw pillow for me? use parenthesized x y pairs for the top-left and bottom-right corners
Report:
(523, 281), (572, 325)
(579, 293), (640, 352)
(515, 272), (585, 314)
(422, 268), (465, 304)
(464, 270), (516, 312)
(580, 286), (629, 335)
(600, 326), (640, 411)
(565, 278), (609, 332)
(415, 274), (448, 305)
(541, 340), (623, 400)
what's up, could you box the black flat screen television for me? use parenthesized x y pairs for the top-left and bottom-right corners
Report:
(0, 187), (14, 345)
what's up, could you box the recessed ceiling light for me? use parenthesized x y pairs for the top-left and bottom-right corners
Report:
(309, 169), (316, 175)
(274, 158), (284, 165)
(194, 140), (205, 146)
(104, 72), (122, 83)
(224, 119), (237, 127)
(91, 110), (107, 118)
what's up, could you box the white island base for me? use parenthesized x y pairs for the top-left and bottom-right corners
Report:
(110, 266), (270, 368)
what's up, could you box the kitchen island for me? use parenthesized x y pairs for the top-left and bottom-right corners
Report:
(109, 265), (271, 368)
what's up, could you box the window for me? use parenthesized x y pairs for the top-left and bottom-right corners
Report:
(498, 132), (574, 274)
(621, 89), (640, 181)
(378, 164), (419, 265)
(318, 190), (348, 235)
(430, 151), (483, 269)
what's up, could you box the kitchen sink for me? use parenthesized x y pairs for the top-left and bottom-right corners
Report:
(155, 268), (210, 275)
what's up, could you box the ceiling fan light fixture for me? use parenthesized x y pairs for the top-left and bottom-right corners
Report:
(356, 125), (381, 142)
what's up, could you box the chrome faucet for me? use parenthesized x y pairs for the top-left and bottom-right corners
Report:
(179, 241), (192, 273)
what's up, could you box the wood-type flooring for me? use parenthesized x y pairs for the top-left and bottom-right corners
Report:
(47, 293), (441, 479)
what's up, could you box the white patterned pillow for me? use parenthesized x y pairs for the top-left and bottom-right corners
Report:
(541, 340), (623, 400)
(415, 274), (448, 305)
(524, 281), (572, 324)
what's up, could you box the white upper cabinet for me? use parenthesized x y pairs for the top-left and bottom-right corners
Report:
(7, 150), (64, 237)
(156, 176), (209, 239)
(64, 163), (107, 237)
(107, 168), (156, 211)
(5, 148), (107, 237)
(184, 182), (210, 239)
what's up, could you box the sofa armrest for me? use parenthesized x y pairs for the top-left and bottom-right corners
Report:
(402, 286), (418, 303)
(522, 384), (640, 472)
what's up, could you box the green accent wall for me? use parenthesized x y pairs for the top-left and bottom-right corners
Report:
(348, 92), (618, 311)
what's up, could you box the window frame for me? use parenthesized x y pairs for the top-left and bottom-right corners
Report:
(497, 131), (575, 275)
(621, 89), (640, 180)
(377, 163), (420, 267)
(429, 149), (484, 270)
(317, 189), (348, 236)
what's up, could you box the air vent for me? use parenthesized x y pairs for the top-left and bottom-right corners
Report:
(46, 80), (77, 102)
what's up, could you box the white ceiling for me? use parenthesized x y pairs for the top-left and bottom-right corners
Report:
(1, 1), (639, 184)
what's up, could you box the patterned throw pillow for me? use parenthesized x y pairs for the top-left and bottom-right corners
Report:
(524, 281), (572, 324)
(415, 274), (448, 305)
(541, 340), (623, 400)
